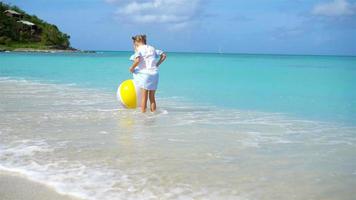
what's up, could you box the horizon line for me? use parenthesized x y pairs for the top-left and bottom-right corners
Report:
(85, 49), (356, 57)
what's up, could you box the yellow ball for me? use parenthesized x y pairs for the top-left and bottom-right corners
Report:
(117, 79), (141, 108)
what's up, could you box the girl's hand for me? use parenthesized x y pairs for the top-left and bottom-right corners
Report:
(129, 58), (140, 73)
(129, 67), (135, 73)
(156, 53), (167, 67)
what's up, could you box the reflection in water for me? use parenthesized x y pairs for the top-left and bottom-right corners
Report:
(116, 111), (135, 159)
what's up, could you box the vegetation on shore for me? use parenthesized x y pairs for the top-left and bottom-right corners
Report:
(0, 2), (75, 51)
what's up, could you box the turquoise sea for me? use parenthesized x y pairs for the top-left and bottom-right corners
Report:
(1, 51), (355, 123)
(1, 51), (356, 200)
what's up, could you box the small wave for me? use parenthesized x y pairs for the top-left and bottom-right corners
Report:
(167, 138), (186, 143)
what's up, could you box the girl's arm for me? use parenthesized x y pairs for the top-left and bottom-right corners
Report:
(156, 53), (167, 67)
(129, 57), (140, 73)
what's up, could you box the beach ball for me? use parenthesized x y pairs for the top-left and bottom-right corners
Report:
(117, 79), (141, 108)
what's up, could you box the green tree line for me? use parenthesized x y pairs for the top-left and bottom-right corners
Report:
(0, 2), (71, 50)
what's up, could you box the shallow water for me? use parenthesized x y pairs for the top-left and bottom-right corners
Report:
(1, 52), (355, 123)
(0, 52), (356, 199)
(0, 78), (355, 200)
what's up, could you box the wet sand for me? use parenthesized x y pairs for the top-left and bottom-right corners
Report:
(0, 171), (79, 200)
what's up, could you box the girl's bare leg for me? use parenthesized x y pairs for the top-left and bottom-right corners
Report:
(148, 90), (156, 112)
(141, 89), (148, 113)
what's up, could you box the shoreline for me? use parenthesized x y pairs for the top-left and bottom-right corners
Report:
(0, 48), (95, 53)
(0, 170), (80, 200)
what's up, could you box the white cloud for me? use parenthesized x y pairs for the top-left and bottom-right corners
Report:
(106, 0), (203, 28)
(312, 0), (356, 17)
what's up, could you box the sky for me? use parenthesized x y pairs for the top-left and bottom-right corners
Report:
(3, 0), (356, 55)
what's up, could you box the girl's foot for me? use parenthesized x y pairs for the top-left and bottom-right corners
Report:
(149, 90), (156, 112)
(141, 89), (148, 113)
(150, 103), (156, 112)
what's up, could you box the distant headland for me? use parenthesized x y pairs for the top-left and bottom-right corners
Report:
(0, 2), (86, 52)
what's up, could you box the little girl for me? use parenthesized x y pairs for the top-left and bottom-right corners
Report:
(129, 35), (167, 113)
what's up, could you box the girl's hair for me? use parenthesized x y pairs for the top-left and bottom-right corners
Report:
(132, 34), (147, 44)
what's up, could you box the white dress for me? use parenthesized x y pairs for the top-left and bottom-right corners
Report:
(130, 45), (163, 90)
